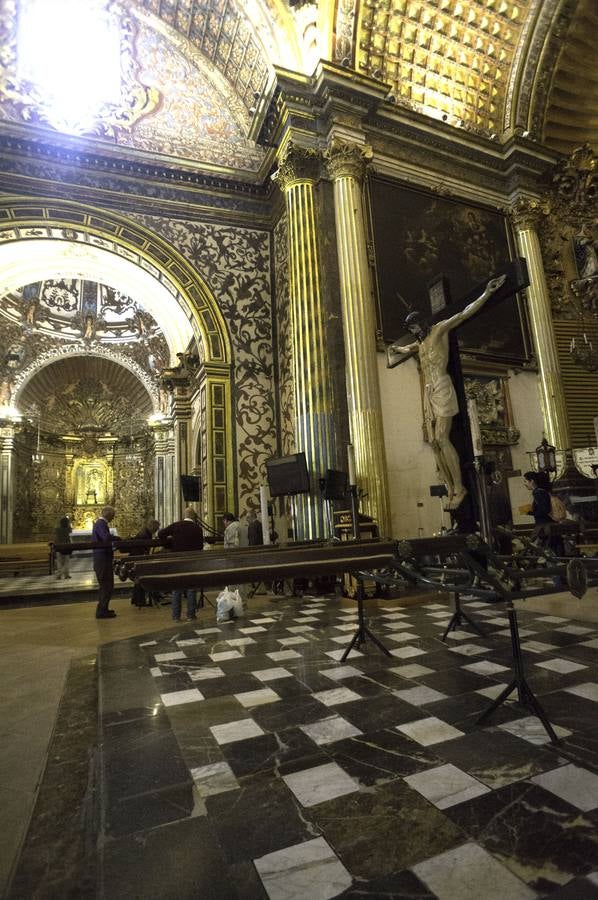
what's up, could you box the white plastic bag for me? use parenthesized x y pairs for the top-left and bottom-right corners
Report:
(230, 589), (245, 618)
(216, 587), (236, 622)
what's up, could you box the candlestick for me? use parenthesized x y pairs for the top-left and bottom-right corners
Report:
(347, 444), (356, 486)
(467, 399), (483, 457)
(259, 484), (270, 545)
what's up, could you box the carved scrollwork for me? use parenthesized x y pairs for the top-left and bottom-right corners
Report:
(272, 142), (322, 191)
(508, 195), (548, 231)
(324, 140), (373, 182)
(549, 143), (598, 213)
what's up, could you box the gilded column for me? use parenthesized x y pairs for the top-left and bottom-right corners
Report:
(325, 139), (391, 536)
(272, 143), (336, 539)
(151, 420), (174, 527)
(511, 197), (570, 449)
(0, 424), (16, 543)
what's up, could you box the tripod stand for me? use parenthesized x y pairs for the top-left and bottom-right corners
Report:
(442, 590), (486, 642)
(341, 577), (391, 661)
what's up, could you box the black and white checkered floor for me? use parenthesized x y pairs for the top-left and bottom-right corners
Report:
(99, 594), (598, 900)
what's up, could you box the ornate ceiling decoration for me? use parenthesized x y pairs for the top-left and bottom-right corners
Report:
(18, 356), (154, 436)
(356, 0), (535, 134)
(541, 0), (598, 154)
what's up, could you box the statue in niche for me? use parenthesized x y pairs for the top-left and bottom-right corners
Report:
(388, 274), (506, 509)
(83, 314), (95, 341)
(76, 465), (106, 506)
(574, 225), (598, 280)
(0, 378), (12, 406)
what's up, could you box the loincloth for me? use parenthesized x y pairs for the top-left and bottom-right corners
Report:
(424, 374), (459, 424)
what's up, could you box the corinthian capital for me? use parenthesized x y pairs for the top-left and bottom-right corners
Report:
(324, 139), (373, 181)
(272, 142), (321, 192)
(508, 195), (549, 231)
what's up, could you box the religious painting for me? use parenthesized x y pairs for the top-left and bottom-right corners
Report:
(368, 178), (531, 364)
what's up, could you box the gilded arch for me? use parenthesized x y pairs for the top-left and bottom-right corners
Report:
(0, 198), (236, 524)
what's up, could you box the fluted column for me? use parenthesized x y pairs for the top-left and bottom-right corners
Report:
(511, 197), (570, 449)
(0, 425), (16, 543)
(325, 139), (391, 536)
(273, 143), (336, 539)
(151, 420), (174, 527)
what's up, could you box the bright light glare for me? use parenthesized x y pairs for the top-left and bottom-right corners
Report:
(18, 0), (121, 133)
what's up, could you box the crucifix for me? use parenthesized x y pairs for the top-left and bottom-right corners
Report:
(387, 258), (529, 525)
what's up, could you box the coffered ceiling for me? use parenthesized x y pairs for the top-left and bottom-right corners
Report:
(0, 0), (595, 174)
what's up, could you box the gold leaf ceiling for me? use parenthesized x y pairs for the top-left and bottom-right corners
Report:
(18, 357), (154, 436)
(0, 0), (596, 171)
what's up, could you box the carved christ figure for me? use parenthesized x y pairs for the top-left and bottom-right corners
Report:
(389, 274), (506, 509)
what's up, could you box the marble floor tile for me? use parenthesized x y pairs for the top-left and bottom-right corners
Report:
(495, 628), (537, 638)
(254, 836), (352, 900)
(226, 637), (257, 647)
(267, 649), (302, 661)
(535, 658), (588, 674)
(278, 637), (309, 646)
(462, 660), (509, 676)
(382, 620), (414, 630)
(326, 649), (363, 661)
(239, 626), (268, 634)
(331, 635), (353, 644)
(188, 666), (225, 681)
(531, 763), (598, 811)
(313, 687), (362, 706)
(154, 651), (186, 662)
(486, 617), (510, 626)
(476, 683), (512, 701)
(412, 841), (536, 900)
(251, 617), (277, 624)
(210, 718), (265, 745)
(194, 627), (223, 635)
(428, 611), (452, 618)
(149, 667), (162, 677)
(520, 640), (557, 653)
(389, 664), (435, 678)
(499, 716), (571, 746)
(190, 760), (239, 798)
(300, 714), (363, 745)
(319, 666), (362, 681)
(445, 630), (476, 641)
(537, 615), (569, 624)
(448, 644), (490, 657)
(333, 623), (361, 632)
(210, 650), (243, 662)
(252, 667), (293, 681)
(564, 682), (598, 702)
(555, 625), (595, 635)
(139, 640), (158, 647)
(404, 763), (490, 809)
(175, 637), (205, 647)
(390, 646), (427, 659)
(396, 717), (464, 746)
(387, 632), (419, 643)
(463, 601), (487, 608)
(394, 685), (447, 705)
(296, 616), (320, 623)
(234, 688), (280, 708)
(381, 612), (410, 619)
(283, 761), (359, 807)
(160, 688), (204, 707)
(580, 639), (598, 649)
(426, 603), (448, 609)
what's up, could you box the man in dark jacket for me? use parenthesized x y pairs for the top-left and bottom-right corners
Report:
(92, 505), (118, 619)
(131, 518), (160, 607)
(158, 508), (204, 621)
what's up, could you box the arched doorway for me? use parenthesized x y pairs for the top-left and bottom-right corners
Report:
(0, 200), (234, 542)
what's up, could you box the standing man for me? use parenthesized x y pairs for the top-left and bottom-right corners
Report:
(246, 510), (263, 546)
(388, 275), (506, 509)
(158, 508), (204, 622)
(93, 505), (117, 619)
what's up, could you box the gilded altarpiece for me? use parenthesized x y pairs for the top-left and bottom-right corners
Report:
(129, 214), (277, 514)
(534, 145), (598, 448)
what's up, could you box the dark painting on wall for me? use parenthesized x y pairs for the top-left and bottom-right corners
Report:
(369, 177), (530, 363)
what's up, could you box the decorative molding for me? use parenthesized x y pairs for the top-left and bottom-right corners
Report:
(272, 143), (322, 191)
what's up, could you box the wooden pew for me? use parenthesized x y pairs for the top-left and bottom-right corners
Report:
(0, 543), (51, 578)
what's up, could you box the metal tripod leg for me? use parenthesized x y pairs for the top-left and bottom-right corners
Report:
(341, 580), (391, 662)
(476, 604), (559, 744)
(442, 592), (486, 642)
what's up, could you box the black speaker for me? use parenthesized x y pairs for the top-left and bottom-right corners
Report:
(266, 453), (310, 497)
(180, 475), (201, 502)
(323, 469), (348, 501)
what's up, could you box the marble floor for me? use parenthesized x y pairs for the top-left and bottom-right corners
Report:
(87, 593), (598, 899)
